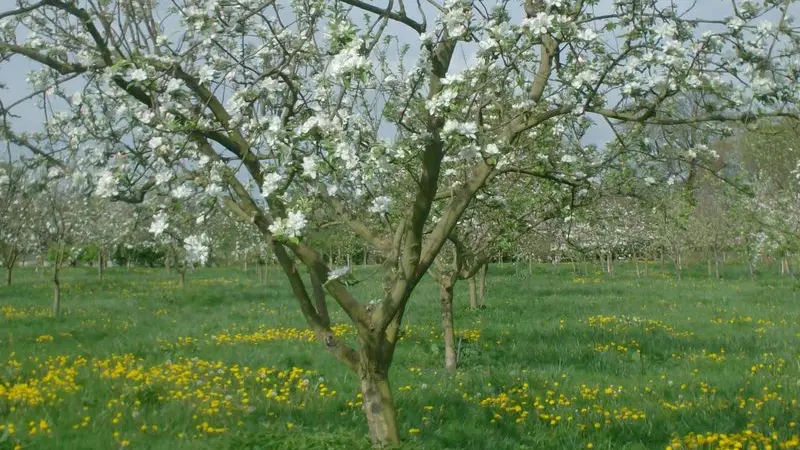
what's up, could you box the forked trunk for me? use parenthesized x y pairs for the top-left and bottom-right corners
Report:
(468, 276), (478, 310)
(439, 280), (457, 373)
(359, 351), (400, 447)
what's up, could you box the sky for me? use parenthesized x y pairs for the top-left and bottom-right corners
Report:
(0, 0), (796, 159)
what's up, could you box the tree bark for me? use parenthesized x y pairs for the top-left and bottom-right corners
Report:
(6, 265), (12, 286)
(359, 348), (400, 447)
(52, 265), (61, 317)
(479, 263), (488, 306)
(98, 248), (105, 281)
(179, 269), (186, 288)
(439, 279), (457, 373)
(309, 269), (331, 328)
(468, 276), (478, 310)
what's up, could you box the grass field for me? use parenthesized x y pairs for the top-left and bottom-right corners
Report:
(2, 263), (800, 450)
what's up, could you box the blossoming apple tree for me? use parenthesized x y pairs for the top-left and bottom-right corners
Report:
(0, 159), (32, 286)
(2, 0), (800, 445)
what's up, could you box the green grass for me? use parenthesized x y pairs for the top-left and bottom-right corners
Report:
(1, 262), (800, 450)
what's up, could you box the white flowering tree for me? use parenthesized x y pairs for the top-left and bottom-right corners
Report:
(0, 159), (33, 286)
(431, 169), (576, 372)
(734, 118), (800, 275)
(3, 0), (800, 445)
(80, 198), (139, 279)
(23, 163), (89, 316)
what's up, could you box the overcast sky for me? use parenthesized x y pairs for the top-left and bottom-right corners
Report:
(1, 0), (795, 157)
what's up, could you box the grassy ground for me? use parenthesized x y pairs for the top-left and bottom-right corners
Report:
(1, 262), (800, 450)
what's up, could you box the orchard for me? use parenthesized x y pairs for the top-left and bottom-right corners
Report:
(2, 0), (800, 448)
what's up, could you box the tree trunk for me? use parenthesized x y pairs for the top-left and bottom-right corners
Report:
(98, 249), (105, 281)
(363, 249), (368, 266)
(634, 250), (641, 278)
(439, 279), (457, 373)
(52, 265), (61, 317)
(309, 269), (331, 328)
(179, 269), (186, 288)
(359, 354), (400, 447)
(468, 276), (478, 310)
(479, 263), (488, 306)
(714, 248), (721, 279)
(6, 265), (12, 286)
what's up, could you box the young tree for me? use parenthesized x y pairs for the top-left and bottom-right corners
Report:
(2, 0), (800, 445)
(0, 160), (32, 286)
(25, 164), (88, 316)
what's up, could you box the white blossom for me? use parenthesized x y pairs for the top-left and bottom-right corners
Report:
(171, 184), (193, 199)
(128, 68), (148, 82)
(95, 170), (118, 198)
(368, 196), (392, 214)
(302, 155), (319, 179)
(183, 233), (210, 265)
(442, 120), (477, 139)
(149, 212), (168, 236)
(261, 172), (282, 197)
(523, 13), (552, 36)
(328, 44), (371, 77)
(269, 210), (307, 239)
(155, 169), (173, 185)
(328, 266), (351, 280)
